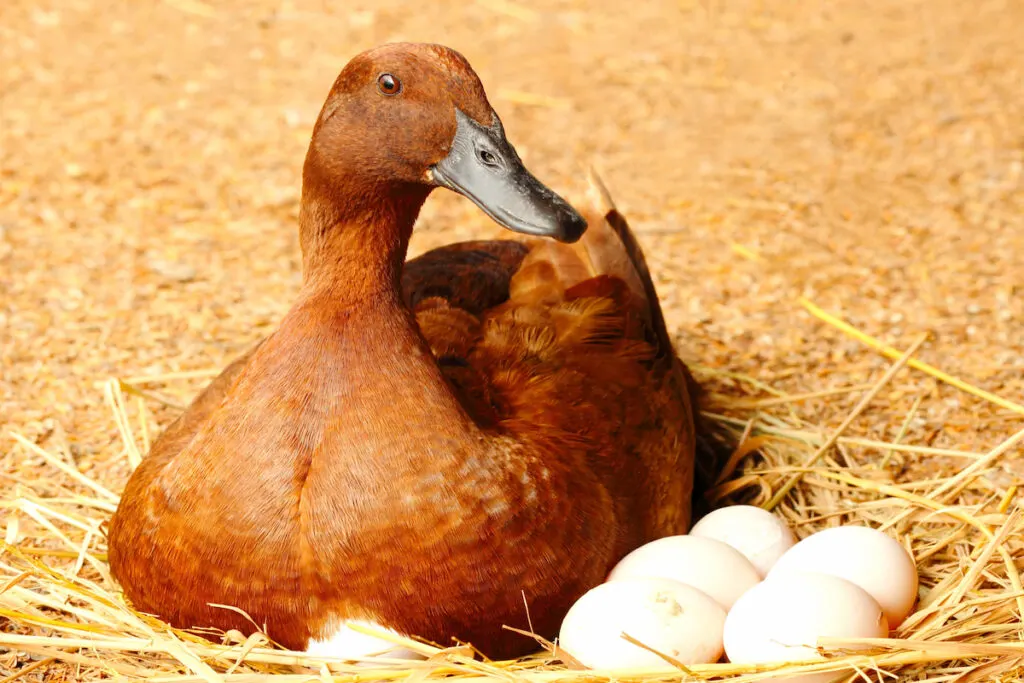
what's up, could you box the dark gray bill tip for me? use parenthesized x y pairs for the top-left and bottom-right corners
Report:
(431, 109), (588, 244)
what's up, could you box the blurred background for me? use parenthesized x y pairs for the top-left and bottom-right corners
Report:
(1, 0), (1021, 462)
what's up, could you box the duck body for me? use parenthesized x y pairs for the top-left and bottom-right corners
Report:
(107, 43), (699, 658)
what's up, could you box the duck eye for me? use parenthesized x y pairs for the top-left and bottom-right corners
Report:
(377, 73), (402, 96)
(478, 149), (498, 166)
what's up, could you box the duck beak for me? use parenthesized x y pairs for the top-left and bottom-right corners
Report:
(431, 109), (587, 243)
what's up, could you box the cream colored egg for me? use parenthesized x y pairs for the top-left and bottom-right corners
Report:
(607, 535), (760, 610)
(559, 577), (726, 669)
(723, 572), (888, 683)
(767, 525), (918, 627)
(690, 505), (796, 577)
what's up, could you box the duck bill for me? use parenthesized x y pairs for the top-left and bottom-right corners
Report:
(431, 109), (587, 243)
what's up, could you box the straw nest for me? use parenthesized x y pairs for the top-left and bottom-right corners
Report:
(3, 306), (1023, 682)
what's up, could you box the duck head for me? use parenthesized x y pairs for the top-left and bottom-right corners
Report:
(303, 43), (587, 244)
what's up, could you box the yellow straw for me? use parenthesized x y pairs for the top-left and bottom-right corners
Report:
(800, 298), (1024, 416)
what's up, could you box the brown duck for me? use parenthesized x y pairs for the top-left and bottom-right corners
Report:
(107, 42), (712, 659)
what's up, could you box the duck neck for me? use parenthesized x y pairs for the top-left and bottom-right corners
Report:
(297, 171), (432, 304)
(289, 169), (482, 452)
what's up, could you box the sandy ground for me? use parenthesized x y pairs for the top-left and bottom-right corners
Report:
(2, 0), (1022, 509)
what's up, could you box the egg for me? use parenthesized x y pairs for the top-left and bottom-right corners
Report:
(558, 577), (726, 669)
(607, 535), (760, 610)
(690, 504), (797, 577)
(767, 525), (918, 627)
(723, 572), (888, 683)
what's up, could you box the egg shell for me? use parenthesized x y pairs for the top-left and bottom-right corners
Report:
(559, 577), (726, 669)
(723, 572), (888, 683)
(767, 525), (918, 627)
(690, 505), (796, 577)
(607, 535), (760, 610)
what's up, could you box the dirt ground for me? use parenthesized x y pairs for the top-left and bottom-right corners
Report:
(2, 0), (1023, 549)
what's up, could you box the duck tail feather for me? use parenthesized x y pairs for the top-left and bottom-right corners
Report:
(578, 167), (735, 522)
(577, 167), (673, 356)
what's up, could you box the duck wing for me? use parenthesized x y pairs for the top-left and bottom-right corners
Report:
(402, 240), (529, 314)
(407, 172), (700, 549)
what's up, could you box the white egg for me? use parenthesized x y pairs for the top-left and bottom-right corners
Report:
(607, 535), (760, 610)
(690, 505), (796, 577)
(767, 525), (918, 627)
(723, 572), (888, 683)
(559, 577), (725, 669)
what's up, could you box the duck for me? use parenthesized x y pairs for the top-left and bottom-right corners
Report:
(107, 42), (714, 660)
